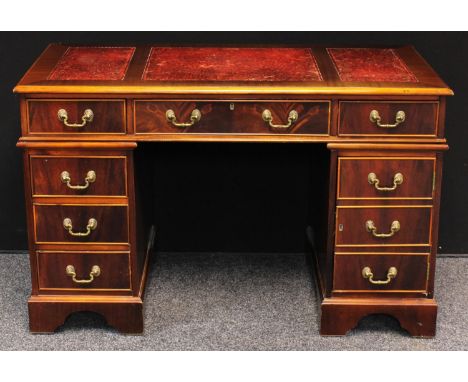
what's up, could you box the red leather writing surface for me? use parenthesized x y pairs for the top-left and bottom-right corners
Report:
(48, 47), (135, 80)
(327, 48), (418, 82)
(143, 47), (323, 82)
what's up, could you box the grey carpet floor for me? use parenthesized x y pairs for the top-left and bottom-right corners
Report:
(0, 252), (466, 351)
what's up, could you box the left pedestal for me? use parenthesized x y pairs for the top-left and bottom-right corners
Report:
(19, 141), (151, 334)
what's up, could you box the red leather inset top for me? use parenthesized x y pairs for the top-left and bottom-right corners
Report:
(48, 47), (135, 81)
(143, 47), (323, 82)
(327, 48), (418, 82)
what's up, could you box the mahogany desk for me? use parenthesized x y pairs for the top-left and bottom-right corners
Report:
(14, 45), (453, 336)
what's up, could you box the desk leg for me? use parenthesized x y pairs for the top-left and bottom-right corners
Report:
(320, 297), (437, 337)
(28, 296), (144, 334)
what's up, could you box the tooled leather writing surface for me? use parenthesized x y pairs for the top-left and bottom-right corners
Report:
(327, 48), (418, 82)
(142, 47), (323, 82)
(46, 46), (421, 84)
(48, 47), (136, 81)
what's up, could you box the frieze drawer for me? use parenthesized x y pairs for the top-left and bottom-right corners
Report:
(338, 101), (439, 137)
(27, 100), (126, 134)
(135, 100), (330, 135)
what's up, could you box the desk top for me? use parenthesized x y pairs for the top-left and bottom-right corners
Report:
(14, 44), (452, 96)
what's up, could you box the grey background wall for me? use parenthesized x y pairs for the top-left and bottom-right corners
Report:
(0, 32), (466, 254)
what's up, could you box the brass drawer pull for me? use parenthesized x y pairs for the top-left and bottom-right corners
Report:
(166, 109), (201, 127)
(369, 110), (405, 128)
(362, 266), (398, 285)
(366, 220), (400, 238)
(57, 108), (94, 128)
(66, 265), (101, 284)
(63, 218), (97, 237)
(60, 170), (96, 190)
(368, 172), (403, 191)
(262, 109), (298, 130)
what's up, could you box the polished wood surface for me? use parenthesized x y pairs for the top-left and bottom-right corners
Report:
(15, 44), (452, 336)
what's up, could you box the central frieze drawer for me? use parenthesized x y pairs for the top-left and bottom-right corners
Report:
(338, 157), (435, 199)
(134, 101), (330, 135)
(34, 204), (129, 244)
(335, 206), (432, 247)
(27, 100), (126, 134)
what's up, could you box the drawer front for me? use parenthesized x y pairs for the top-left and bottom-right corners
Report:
(27, 100), (126, 134)
(37, 251), (131, 291)
(338, 157), (435, 199)
(333, 254), (428, 292)
(34, 204), (128, 244)
(135, 101), (330, 135)
(335, 206), (432, 247)
(30, 155), (127, 197)
(338, 102), (438, 136)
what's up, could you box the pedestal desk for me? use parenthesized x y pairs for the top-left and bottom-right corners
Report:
(14, 45), (453, 336)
